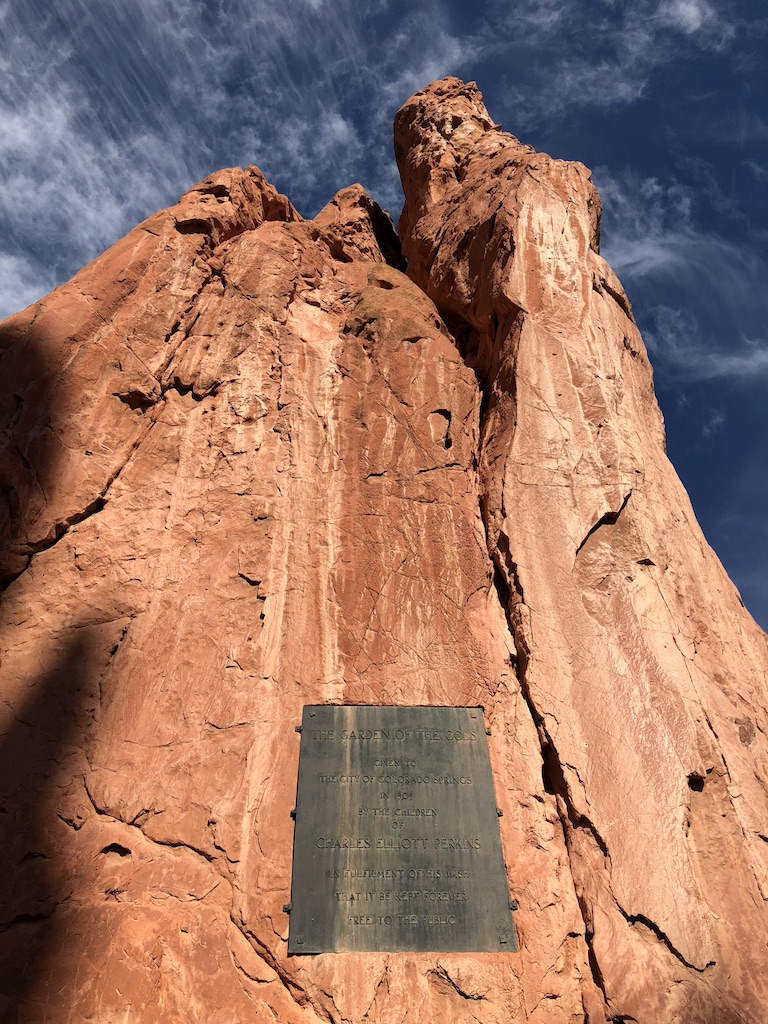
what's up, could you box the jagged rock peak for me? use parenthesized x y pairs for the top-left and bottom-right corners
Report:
(171, 165), (300, 241)
(312, 184), (405, 269)
(396, 77), (602, 325)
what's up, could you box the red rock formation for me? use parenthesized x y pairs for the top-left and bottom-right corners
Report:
(397, 78), (768, 1023)
(0, 78), (766, 1023)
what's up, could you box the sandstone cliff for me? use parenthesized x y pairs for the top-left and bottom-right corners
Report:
(1, 78), (766, 1024)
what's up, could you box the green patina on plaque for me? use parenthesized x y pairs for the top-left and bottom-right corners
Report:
(287, 705), (518, 954)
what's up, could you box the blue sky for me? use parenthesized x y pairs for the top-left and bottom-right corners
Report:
(1, 0), (766, 628)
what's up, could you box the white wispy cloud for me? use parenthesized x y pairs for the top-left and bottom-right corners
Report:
(0, 1), (202, 316)
(0, 0), (475, 318)
(743, 159), (768, 181)
(0, 0), (762, 327)
(596, 166), (768, 382)
(657, 0), (716, 34)
(645, 305), (768, 381)
(702, 408), (726, 438)
(0, 253), (56, 320)
(497, 0), (740, 124)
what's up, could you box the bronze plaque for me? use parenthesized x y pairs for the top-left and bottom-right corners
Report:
(287, 705), (517, 954)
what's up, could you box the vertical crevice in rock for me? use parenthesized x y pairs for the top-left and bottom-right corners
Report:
(489, 545), (618, 1020)
(367, 202), (407, 272)
(451, 307), (610, 1018)
(488, 509), (612, 1019)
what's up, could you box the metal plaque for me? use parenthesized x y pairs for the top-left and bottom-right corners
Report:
(287, 705), (517, 954)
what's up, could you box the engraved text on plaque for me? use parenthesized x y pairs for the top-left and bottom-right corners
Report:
(287, 705), (517, 954)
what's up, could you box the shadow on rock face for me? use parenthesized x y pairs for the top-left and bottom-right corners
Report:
(0, 312), (102, 1017)
(0, 314), (59, 589)
(0, 630), (98, 1019)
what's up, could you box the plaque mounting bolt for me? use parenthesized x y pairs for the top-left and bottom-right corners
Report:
(295, 725), (302, 733)
(509, 900), (519, 911)
(282, 903), (292, 914)
(486, 728), (492, 736)
(496, 808), (503, 817)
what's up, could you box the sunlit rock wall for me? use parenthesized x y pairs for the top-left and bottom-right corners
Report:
(0, 78), (765, 1024)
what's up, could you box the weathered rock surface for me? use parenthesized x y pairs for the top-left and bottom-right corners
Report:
(0, 78), (766, 1023)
